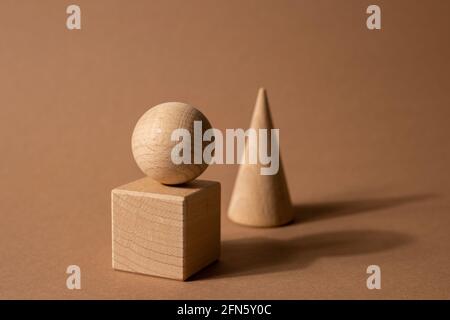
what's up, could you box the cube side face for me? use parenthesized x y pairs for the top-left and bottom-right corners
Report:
(183, 182), (221, 279)
(112, 189), (185, 280)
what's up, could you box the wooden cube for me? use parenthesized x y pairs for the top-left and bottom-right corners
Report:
(111, 177), (220, 280)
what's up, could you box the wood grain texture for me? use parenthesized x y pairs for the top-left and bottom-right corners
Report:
(131, 102), (212, 185)
(112, 177), (220, 280)
(228, 88), (293, 227)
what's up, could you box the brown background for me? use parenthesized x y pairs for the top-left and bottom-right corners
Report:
(1, 0), (449, 299)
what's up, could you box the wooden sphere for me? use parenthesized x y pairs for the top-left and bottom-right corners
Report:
(132, 102), (212, 185)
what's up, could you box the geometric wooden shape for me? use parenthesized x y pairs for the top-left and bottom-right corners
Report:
(228, 88), (293, 227)
(112, 177), (220, 280)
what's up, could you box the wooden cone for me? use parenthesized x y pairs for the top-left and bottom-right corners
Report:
(227, 88), (293, 227)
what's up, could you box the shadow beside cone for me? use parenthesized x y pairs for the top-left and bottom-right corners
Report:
(227, 88), (293, 227)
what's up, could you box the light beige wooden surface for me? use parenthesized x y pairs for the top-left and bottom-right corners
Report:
(112, 177), (220, 280)
(132, 102), (212, 185)
(228, 88), (293, 227)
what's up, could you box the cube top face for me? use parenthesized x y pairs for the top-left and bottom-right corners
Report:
(114, 177), (218, 200)
(112, 177), (220, 280)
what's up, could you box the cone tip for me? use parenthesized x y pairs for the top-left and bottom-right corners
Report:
(258, 87), (267, 97)
(256, 87), (269, 108)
